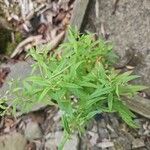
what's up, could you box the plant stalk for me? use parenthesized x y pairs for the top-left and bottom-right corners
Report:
(58, 132), (69, 150)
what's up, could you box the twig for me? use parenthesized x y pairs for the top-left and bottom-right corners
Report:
(95, 0), (99, 19)
(48, 31), (65, 50)
(11, 35), (43, 58)
(25, 4), (46, 21)
(37, 31), (65, 53)
(112, 0), (120, 15)
(11, 31), (65, 58)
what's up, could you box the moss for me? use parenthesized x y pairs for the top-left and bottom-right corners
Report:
(0, 28), (11, 54)
(6, 32), (23, 55)
(0, 29), (23, 56)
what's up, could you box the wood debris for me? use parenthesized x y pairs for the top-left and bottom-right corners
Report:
(0, 0), (75, 58)
(11, 35), (44, 58)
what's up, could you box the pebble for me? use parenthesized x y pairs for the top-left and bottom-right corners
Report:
(45, 131), (78, 150)
(98, 119), (106, 128)
(114, 136), (132, 150)
(97, 140), (114, 149)
(132, 138), (145, 149)
(24, 122), (43, 140)
(0, 60), (46, 112)
(88, 131), (99, 145)
(91, 124), (98, 132)
(110, 115), (119, 129)
(98, 127), (109, 139)
(0, 132), (27, 150)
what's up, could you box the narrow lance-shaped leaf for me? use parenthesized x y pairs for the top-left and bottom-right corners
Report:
(108, 93), (113, 111)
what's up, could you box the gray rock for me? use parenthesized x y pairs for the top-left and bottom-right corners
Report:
(98, 127), (109, 139)
(0, 59), (46, 111)
(109, 116), (119, 130)
(91, 124), (98, 132)
(24, 122), (43, 140)
(0, 132), (27, 150)
(97, 140), (114, 149)
(132, 138), (145, 149)
(114, 136), (132, 150)
(83, 0), (150, 94)
(98, 119), (106, 128)
(88, 131), (98, 146)
(110, 131), (118, 139)
(106, 124), (118, 138)
(92, 146), (101, 150)
(0, 59), (34, 98)
(45, 131), (78, 150)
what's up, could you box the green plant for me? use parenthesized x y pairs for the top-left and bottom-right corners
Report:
(0, 99), (8, 115)
(9, 28), (146, 149)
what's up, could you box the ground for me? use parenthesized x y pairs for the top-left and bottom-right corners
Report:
(0, 0), (150, 150)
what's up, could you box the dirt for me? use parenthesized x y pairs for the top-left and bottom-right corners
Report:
(0, 106), (149, 150)
(0, 1), (150, 150)
(83, 0), (150, 95)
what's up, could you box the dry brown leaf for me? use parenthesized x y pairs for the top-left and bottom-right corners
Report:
(54, 10), (66, 25)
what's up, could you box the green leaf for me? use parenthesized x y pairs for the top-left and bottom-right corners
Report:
(78, 81), (97, 88)
(85, 110), (100, 121)
(38, 87), (50, 101)
(113, 100), (137, 128)
(58, 100), (73, 115)
(89, 86), (111, 99)
(62, 115), (71, 134)
(63, 83), (82, 89)
(118, 85), (147, 96)
(23, 81), (32, 93)
(50, 89), (66, 101)
(108, 93), (113, 111)
(84, 97), (106, 109)
(113, 71), (140, 84)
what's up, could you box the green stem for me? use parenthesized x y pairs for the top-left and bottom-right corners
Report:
(58, 132), (69, 150)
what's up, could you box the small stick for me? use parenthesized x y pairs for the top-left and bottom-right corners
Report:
(11, 35), (43, 58)
(11, 31), (65, 58)
(112, 0), (120, 15)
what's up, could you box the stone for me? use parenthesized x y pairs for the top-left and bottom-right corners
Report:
(97, 140), (114, 149)
(98, 127), (109, 139)
(0, 59), (46, 112)
(132, 138), (145, 149)
(83, 0), (150, 95)
(91, 124), (98, 132)
(114, 136), (132, 150)
(97, 119), (106, 128)
(24, 122), (43, 140)
(109, 115), (119, 130)
(0, 132), (27, 150)
(92, 146), (101, 150)
(110, 131), (118, 139)
(45, 131), (78, 150)
(88, 131), (98, 146)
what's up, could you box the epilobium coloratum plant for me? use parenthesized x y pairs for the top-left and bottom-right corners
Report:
(10, 28), (146, 149)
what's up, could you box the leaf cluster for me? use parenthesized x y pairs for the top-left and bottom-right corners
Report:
(9, 28), (146, 149)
